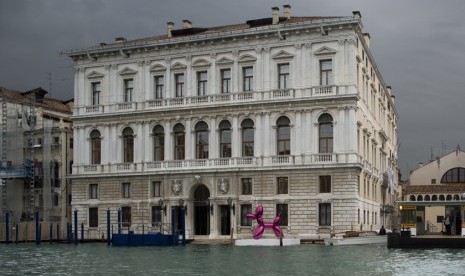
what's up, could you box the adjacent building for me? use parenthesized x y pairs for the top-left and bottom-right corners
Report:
(63, 6), (399, 240)
(400, 146), (465, 236)
(0, 87), (73, 232)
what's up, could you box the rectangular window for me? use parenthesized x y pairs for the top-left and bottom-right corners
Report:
(152, 205), (162, 227)
(319, 175), (331, 193)
(243, 67), (253, 92)
(241, 178), (252, 195)
(278, 63), (290, 89)
(431, 179), (436, 184)
(240, 204), (252, 226)
(175, 73), (184, 97)
(319, 203), (331, 226)
(221, 69), (231, 93)
(277, 204), (288, 226)
(91, 82), (100, 105)
(122, 206), (131, 227)
(277, 177), (288, 194)
(197, 71), (208, 96)
(89, 207), (98, 228)
(53, 194), (59, 206)
(122, 182), (131, 198)
(174, 132), (185, 160)
(152, 181), (161, 197)
(320, 60), (333, 87)
(70, 138), (73, 149)
(154, 76), (164, 99)
(89, 184), (98, 199)
(124, 78), (133, 102)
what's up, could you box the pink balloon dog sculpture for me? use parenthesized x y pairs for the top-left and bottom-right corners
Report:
(246, 206), (282, 239)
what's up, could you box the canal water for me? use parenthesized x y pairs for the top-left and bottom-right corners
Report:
(0, 243), (463, 275)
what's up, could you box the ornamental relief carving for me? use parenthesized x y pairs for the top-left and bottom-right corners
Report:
(217, 178), (230, 194)
(171, 180), (183, 195)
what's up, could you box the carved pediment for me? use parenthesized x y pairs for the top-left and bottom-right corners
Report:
(170, 62), (187, 70)
(118, 67), (137, 75)
(215, 57), (234, 65)
(192, 58), (211, 68)
(86, 71), (104, 79)
(272, 50), (294, 60)
(150, 64), (166, 72)
(238, 54), (257, 63)
(314, 46), (337, 56)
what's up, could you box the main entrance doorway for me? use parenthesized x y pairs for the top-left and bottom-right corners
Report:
(220, 205), (231, 235)
(194, 185), (210, 235)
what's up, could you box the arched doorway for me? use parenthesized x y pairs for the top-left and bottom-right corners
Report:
(193, 185), (210, 235)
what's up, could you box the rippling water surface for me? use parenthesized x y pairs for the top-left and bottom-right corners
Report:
(0, 243), (463, 275)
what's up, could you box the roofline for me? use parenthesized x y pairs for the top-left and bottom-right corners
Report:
(61, 16), (358, 56)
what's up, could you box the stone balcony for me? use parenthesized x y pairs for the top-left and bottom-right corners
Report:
(73, 152), (366, 176)
(75, 85), (356, 117)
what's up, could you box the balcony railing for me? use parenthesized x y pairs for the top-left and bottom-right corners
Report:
(74, 85), (354, 116)
(73, 153), (365, 175)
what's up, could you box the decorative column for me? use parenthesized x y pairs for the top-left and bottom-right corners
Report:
(262, 47), (271, 92)
(254, 113), (262, 157)
(164, 120), (172, 160)
(78, 68), (85, 107)
(294, 44), (302, 97)
(185, 55), (193, 97)
(263, 112), (271, 161)
(110, 64), (118, 105)
(165, 57), (172, 98)
(209, 116), (217, 159)
(143, 122), (151, 162)
(293, 110), (302, 157)
(137, 60), (145, 103)
(209, 53), (216, 95)
(232, 50), (239, 93)
(231, 115), (239, 158)
(185, 118), (193, 160)
(348, 38), (357, 94)
(255, 48), (263, 92)
(102, 124), (110, 164)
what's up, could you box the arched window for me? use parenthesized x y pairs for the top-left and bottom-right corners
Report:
(241, 119), (254, 157)
(425, 195), (431, 201)
(195, 121), (209, 159)
(432, 195), (438, 201)
(153, 125), (164, 161)
(173, 123), (185, 160)
(90, 129), (101, 164)
(409, 195), (416, 201)
(439, 195), (445, 201)
(417, 195), (423, 201)
(454, 194), (460, 200)
(441, 167), (465, 183)
(122, 127), (134, 163)
(318, 113), (333, 153)
(276, 116), (291, 155)
(446, 194), (452, 201)
(219, 120), (231, 158)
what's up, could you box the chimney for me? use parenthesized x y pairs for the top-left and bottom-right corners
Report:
(418, 162), (424, 169)
(352, 11), (362, 19)
(167, 22), (174, 38)
(272, 7), (280, 25)
(363, 33), (370, 48)
(115, 37), (126, 43)
(182, 20), (192, 29)
(283, 5), (291, 20)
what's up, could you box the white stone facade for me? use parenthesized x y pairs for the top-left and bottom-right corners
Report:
(64, 8), (399, 240)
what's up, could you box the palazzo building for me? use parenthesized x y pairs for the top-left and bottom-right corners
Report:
(63, 6), (399, 240)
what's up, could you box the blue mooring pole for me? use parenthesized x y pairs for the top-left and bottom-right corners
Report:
(171, 207), (175, 246)
(74, 209), (78, 245)
(15, 224), (18, 244)
(49, 223), (53, 244)
(81, 223), (84, 243)
(181, 207), (186, 246)
(107, 209), (110, 246)
(57, 224), (60, 242)
(35, 211), (40, 245)
(66, 223), (70, 244)
(117, 208), (121, 234)
(5, 211), (9, 244)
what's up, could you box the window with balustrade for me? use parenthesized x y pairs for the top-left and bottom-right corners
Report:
(319, 203), (331, 226)
(195, 121), (209, 159)
(197, 71), (208, 96)
(91, 82), (100, 105)
(241, 178), (252, 195)
(122, 127), (134, 163)
(318, 113), (333, 154)
(154, 75), (164, 99)
(278, 63), (289, 90)
(123, 78), (133, 102)
(221, 69), (231, 93)
(173, 123), (185, 160)
(277, 177), (288, 194)
(90, 129), (101, 164)
(242, 67), (253, 92)
(241, 119), (254, 157)
(276, 116), (290, 156)
(122, 182), (131, 198)
(175, 73), (184, 97)
(89, 184), (98, 199)
(153, 125), (164, 161)
(319, 175), (331, 193)
(320, 60), (332, 89)
(219, 120), (232, 158)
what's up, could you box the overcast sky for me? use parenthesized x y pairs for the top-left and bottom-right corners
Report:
(1, 0), (465, 179)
